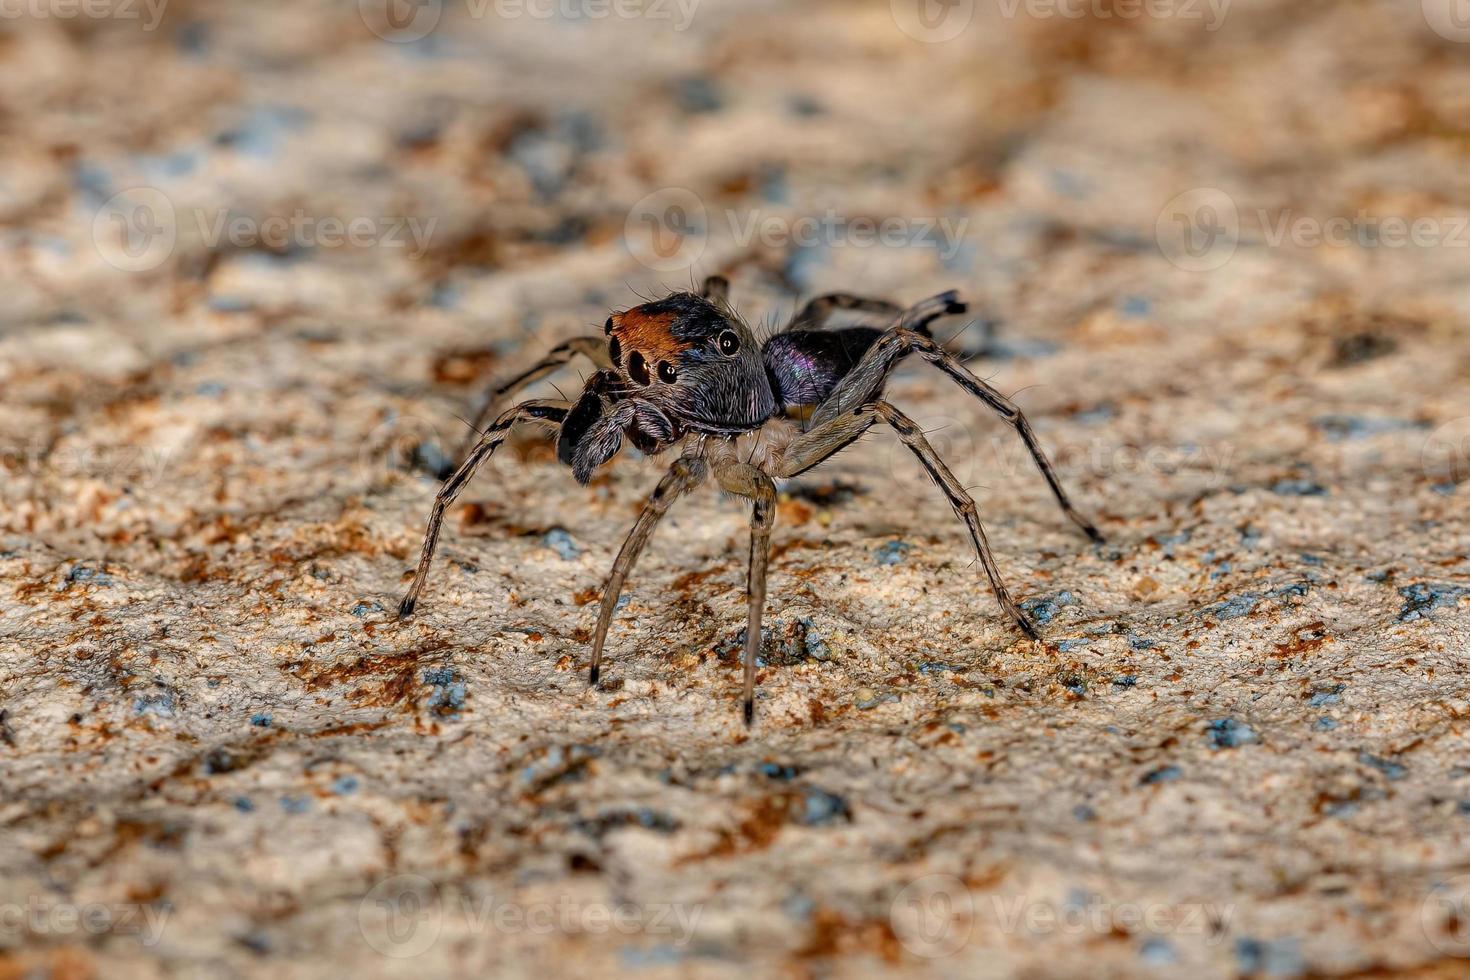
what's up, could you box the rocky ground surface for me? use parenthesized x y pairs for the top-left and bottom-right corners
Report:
(2, 1), (1470, 977)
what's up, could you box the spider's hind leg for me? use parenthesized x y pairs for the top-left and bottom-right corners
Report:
(786, 293), (901, 332)
(768, 400), (1037, 638)
(808, 315), (1103, 544)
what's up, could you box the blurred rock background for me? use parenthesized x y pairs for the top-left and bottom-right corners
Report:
(1, 0), (1469, 976)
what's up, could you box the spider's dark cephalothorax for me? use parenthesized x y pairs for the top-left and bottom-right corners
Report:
(400, 277), (1104, 724)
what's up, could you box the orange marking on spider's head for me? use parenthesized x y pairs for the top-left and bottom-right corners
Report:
(611, 309), (690, 364)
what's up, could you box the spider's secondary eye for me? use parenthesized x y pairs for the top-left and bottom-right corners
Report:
(607, 336), (621, 364)
(627, 350), (649, 385)
(717, 329), (740, 355)
(604, 316), (615, 335)
(657, 360), (677, 384)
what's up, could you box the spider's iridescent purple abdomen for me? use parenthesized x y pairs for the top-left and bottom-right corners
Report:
(762, 327), (887, 409)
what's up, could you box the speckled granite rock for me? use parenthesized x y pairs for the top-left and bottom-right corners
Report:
(2, 2), (1469, 977)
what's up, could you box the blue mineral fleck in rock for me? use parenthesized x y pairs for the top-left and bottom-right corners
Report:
(542, 528), (580, 560)
(1315, 717), (1337, 731)
(1206, 718), (1258, 750)
(331, 775), (359, 795)
(249, 713), (271, 728)
(1120, 295), (1152, 318)
(1308, 685), (1343, 707)
(1021, 591), (1077, 625)
(1139, 937), (1177, 966)
(873, 540), (912, 566)
(133, 692), (175, 717)
(1358, 752), (1407, 781)
(424, 668), (466, 714)
(1270, 479), (1328, 497)
(1208, 593), (1261, 619)
(618, 945), (684, 969)
(351, 600), (384, 618)
(1073, 804), (1096, 822)
(799, 787), (850, 826)
(1396, 583), (1468, 622)
(1140, 765), (1181, 785)
(234, 797), (254, 813)
(1234, 937), (1304, 978)
(1312, 415), (1424, 442)
(67, 564), (114, 586)
(280, 796), (310, 814)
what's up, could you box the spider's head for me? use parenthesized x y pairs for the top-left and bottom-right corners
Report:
(601, 292), (775, 436)
(555, 292), (776, 484)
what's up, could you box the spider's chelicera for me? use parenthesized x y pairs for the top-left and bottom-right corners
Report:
(399, 277), (1104, 723)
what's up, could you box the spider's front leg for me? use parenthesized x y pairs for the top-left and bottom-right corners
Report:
(399, 399), (569, 619)
(588, 452), (708, 686)
(455, 337), (611, 467)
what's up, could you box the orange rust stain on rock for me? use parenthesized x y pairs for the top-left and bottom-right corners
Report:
(795, 906), (902, 963)
(1273, 621), (1329, 658)
(676, 793), (801, 865)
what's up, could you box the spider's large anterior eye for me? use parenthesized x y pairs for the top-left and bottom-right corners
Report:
(607, 336), (621, 364)
(627, 349), (649, 385)
(717, 329), (740, 355)
(604, 316), (615, 335)
(657, 360), (677, 384)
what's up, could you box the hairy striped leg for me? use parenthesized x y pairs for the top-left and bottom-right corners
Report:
(769, 402), (1038, 638)
(455, 337), (610, 466)
(399, 399), (569, 618)
(589, 454), (709, 687)
(785, 292), (901, 331)
(711, 458), (777, 724)
(809, 323), (1104, 544)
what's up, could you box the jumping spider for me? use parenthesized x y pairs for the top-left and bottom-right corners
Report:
(399, 277), (1103, 723)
